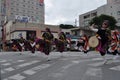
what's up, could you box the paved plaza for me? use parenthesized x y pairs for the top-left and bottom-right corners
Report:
(0, 51), (120, 80)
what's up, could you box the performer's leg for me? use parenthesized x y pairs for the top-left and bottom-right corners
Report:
(18, 47), (22, 55)
(31, 47), (35, 54)
(113, 50), (119, 60)
(99, 49), (107, 64)
(44, 42), (51, 61)
(102, 55), (107, 64)
(20, 47), (24, 55)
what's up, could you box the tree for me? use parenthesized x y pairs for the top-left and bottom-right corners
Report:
(89, 14), (117, 30)
(59, 24), (75, 29)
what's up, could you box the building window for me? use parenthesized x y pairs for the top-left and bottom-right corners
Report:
(91, 12), (97, 17)
(83, 14), (90, 19)
(118, 18), (120, 22)
(117, 11), (120, 15)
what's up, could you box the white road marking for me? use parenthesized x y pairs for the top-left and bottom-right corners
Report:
(91, 58), (103, 61)
(0, 60), (7, 63)
(62, 64), (74, 69)
(106, 60), (120, 64)
(16, 60), (39, 68)
(1, 70), (5, 74)
(86, 68), (102, 77)
(17, 60), (25, 62)
(23, 64), (51, 75)
(88, 62), (104, 67)
(32, 64), (51, 71)
(49, 73), (63, 78)
(3, 79), (8, 80)
(2, 63), (11, 66)
(4, 67), (15, 72)
(8, 74), (26, 80)
(110, 65), (120, 71)
(72, 60), (80, 64)
(23, 70), (36, 75)
(2, 60), (40, 74)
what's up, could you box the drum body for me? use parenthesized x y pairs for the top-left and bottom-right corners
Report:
(88, 36), (99, 48)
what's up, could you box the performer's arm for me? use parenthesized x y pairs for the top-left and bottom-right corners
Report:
(89, 24), (98, 32)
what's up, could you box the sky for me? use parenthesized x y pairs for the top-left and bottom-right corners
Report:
(44, 0), (107, 26)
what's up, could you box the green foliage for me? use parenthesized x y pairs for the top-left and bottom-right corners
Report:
(59, 24), (75, 29)
(89, 14), (117, 30)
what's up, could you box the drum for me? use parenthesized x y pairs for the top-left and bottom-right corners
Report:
(88, 36), (99, 48)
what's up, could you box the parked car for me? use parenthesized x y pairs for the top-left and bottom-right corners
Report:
(70, 39), (78, 51)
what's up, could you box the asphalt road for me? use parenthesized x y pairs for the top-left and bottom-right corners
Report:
(0, 51), (120, 80)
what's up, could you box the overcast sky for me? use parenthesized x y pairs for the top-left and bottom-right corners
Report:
(44, 0), (107, 26)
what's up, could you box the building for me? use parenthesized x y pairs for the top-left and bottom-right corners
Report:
(79, 0), (120, 27)
(0, 0), (45, 25)
(4, 22), (61, 41)
(0, 0), (45, 43)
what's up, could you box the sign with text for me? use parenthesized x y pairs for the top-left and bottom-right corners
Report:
(15, 15), (40, 23)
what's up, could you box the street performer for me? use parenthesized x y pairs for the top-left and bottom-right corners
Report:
(108, 30), (120, 59)
(55, 32), (67, 53)
(82, 34), (89, 53)
(17, 37), (25, 55)
(90, 20), (111, 64)
(42, 28), (54, 60)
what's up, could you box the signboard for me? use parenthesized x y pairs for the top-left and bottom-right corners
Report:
(15, 15), (29, 22)
(15, 15), (40, 23)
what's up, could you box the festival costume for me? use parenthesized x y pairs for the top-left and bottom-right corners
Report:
(11, 40), (18, 51)
(89, 21), (111, 64)
(82, 35), (89, 53)
(18, 42), (24, 52)
(12, 45), (17, 51)
(29, 40), (36, 53)
(55, 33), (67, 52)
(108, 30), (119, 55)
(35, 38), (44, 52)
(96, 29), (110, 56)
(42, 31), (54, 55)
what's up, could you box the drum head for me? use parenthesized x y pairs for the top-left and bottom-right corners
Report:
(89, 36), (99, 48)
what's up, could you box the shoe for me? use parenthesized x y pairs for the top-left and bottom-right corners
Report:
(46, 56), (51, 61)
(47, 58), (51, 61)
(103, 59), (107, 64)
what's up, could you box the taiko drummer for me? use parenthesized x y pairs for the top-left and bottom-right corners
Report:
(89, 20), (111, 63)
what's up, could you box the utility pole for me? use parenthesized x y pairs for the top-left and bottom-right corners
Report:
(75, 19), (77, 27)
